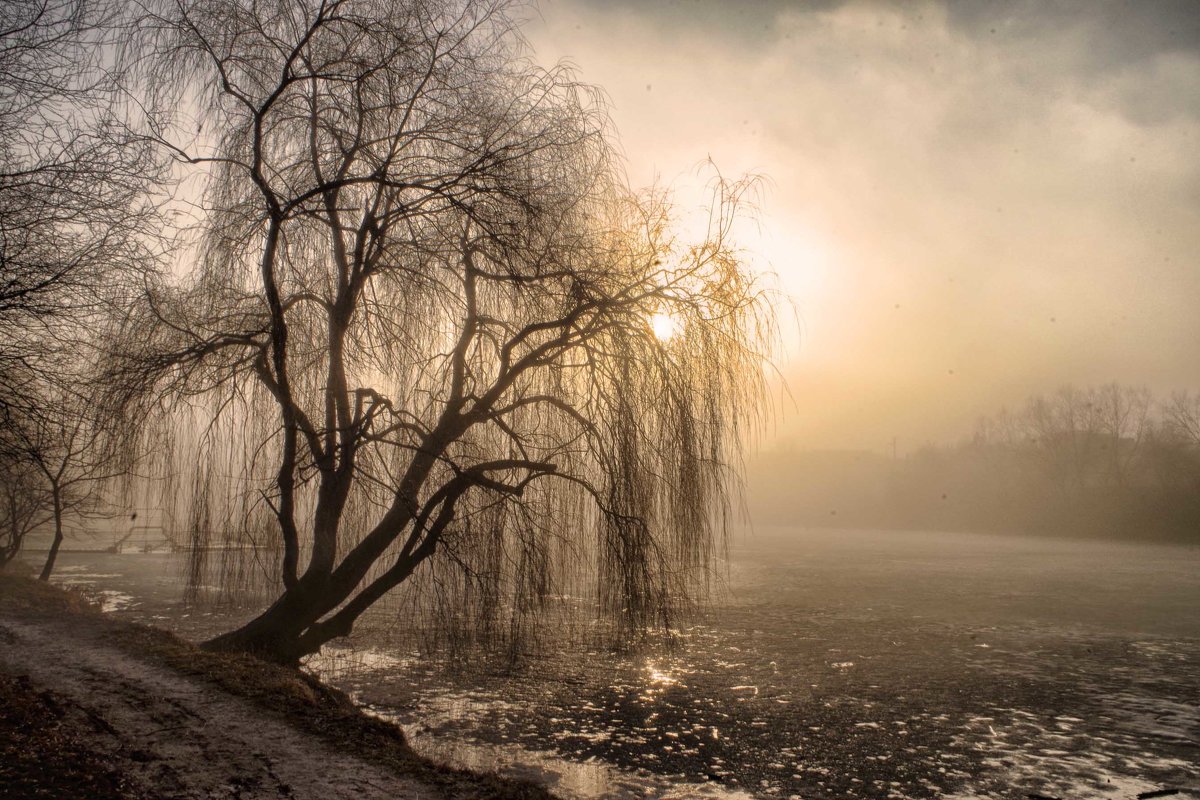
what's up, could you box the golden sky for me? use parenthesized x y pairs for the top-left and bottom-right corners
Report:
(529, 0), (1200, 452)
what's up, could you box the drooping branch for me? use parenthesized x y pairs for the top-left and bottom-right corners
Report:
(105, 0), (776, 664)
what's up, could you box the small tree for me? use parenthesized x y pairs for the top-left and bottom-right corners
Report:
(6, 383), (125, 579)
(111, 0), (774, 664)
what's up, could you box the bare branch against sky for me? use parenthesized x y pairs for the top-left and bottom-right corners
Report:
(102, 0), (776, 664)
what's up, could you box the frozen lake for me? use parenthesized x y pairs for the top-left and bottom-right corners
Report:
(46, 527), (1200, 799)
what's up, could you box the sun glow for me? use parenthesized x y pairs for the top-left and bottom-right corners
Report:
(650, 311), (678, 342)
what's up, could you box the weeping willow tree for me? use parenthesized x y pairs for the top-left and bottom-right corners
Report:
(107, 0), (775, 665)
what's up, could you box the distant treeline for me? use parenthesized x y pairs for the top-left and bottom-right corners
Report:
(750, 384), (1200, 541)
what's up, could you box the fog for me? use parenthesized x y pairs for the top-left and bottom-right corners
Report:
(528, 0), (1200, 453)
(5, 3), (1200, 797)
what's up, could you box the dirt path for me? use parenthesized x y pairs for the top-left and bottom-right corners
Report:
(0, 615), (436, 800)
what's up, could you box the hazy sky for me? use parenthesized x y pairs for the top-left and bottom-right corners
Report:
(527, 0), (1200, 452)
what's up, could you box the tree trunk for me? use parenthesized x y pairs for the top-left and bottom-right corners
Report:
(38, 490), (63, 581)
(203, 450), (443, 665)
(201, 575), (344, 666)
(2, 508), (19, 568)
(201, 536), (428, 666)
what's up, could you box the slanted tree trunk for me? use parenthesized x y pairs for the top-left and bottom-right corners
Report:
(39, 489), (64, 581)
(202, 510), (427, 666)
(202, 442), (451, 665)
(202, 576), (368, 666)
(201, 576), (333, 665)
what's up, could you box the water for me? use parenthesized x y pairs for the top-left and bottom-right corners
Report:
(43, 528), (1200, 799)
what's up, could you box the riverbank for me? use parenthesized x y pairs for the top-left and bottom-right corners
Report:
(0, 573), (556, 800)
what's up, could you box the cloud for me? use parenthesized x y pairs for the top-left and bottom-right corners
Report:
(529, 0), (1200, 449)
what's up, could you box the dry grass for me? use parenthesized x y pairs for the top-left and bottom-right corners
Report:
(0, 564), (98, 615)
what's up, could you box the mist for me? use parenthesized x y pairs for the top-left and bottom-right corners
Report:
(3, 2), (1199, 799)
(529, 0), (1200, 452)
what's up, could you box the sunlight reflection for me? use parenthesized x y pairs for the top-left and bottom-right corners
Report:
(640, 658), (695, 704)
(646, 660), (679, 686)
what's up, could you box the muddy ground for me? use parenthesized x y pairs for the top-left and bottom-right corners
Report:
(0, 577), (553, 800)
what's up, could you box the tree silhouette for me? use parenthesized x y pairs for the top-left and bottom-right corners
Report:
(109, 0), (774, 664)
(0, 453), (52, 570)
(3, 382), (126, 579)
(0, 0), (160, 451)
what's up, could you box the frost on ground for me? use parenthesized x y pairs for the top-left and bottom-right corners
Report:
(0, 616), (436, 800)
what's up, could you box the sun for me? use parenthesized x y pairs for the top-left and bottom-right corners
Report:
(650, 311), (678, 342)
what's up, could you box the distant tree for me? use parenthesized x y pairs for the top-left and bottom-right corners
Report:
(5, 383), (125, 580)
(1151, 391), (1200, 497)
(108, 0), (774, 664)
(755, 384), (1200, 541)
(1092, 383), (1151, 488)
(1163, 392), (1200, 447)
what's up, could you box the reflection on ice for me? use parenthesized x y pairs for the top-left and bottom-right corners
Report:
(305, 646), (416, 680)
(40, 535), (1200, 799)
(646, 661), (678, 687)
(93, 590), (135, 613)
(50, 571), (136, 612)
(365, 703), (758, 800)
(638, 658), (696, 705)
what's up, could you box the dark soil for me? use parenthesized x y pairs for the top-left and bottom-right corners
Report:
(0, 672), (132, 800)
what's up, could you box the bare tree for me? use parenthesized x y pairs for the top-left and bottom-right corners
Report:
(0, 0), (160, 437)
(5, 382), (126, 579)
(1093, 383), (1151, 489)
(109, 0), (774, 664)
(1023, 386), (1114, 497)
(1153, 392), (1200, 493)
(1163, 392), (1200, 447)
(0, 453), (53, 569)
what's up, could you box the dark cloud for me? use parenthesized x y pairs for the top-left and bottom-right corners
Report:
(566, 0), (1200, 57)
(946, 0), (1200, 124)
(557, 0), (843, 43)
(945, 0), (1200, 65)
(560, 0), (1200, 124)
